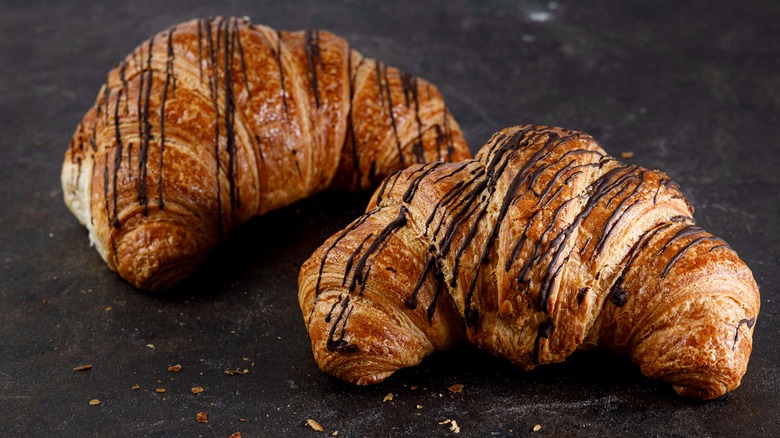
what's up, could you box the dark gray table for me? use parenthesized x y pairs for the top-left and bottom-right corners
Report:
(2, 1), (778, 436)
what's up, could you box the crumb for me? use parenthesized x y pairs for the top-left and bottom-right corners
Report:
(168, 364), (182, 373)
(191, 386), (204, 394)
(533, 424), (542, 432)
(156, 379), (162, 384)
(146, 344), (155, 349)
(621, 151), (635, 159)
(416, 405), (423, 409)
(447, 384), (464, 393)
(89, 399), (100, 406)
(104, 306), (112, 311)
(306, 419), (324, 432)
(243, 357), (250, 362)
(383, 393), (393, 402)
(229, 433), (241, 438)
(131, 384), (140, 390)
(331, 431), (339, 436)
(239, 418), (247, 423)
(439, 419), (460, 433)
(410, 385), (419, 390)
(196, 412), (208, 423)
(73, 364), (93, 372)
(41, 298), (49, 305)
(155, 388), (166, 393)
(225, 368), (249, 376)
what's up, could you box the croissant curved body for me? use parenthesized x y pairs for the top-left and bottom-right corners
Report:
(62, 17), (470, 290)
(299, 125), (760, 399)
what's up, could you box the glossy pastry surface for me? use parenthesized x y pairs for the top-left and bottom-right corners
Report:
(299, 125), (760, 399)
(62, 17), (470, 290)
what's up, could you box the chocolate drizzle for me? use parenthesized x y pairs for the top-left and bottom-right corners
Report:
(158, 26), (177, 210)
(533, 318), (554, 363)
(342, 232), (374, 287)
(348, 206), (408, 293)
(326, 295), (359, 353)
(222, 17), (240, 211)
(315, 211), (375, 295)
(136, 37), (155, 216)
(199, 17), (246, 236)
(111, 88), (124, 228)
(400, 71), (424, 163)
(204, 18), (224, 236)
(660, 233), (721, 279)
(732, 317), (755, 350)
(375, 61), (405, 166)
(346, 46), (363, 189)
(233, 19), (251, 98)
(305, 29), (322, 108)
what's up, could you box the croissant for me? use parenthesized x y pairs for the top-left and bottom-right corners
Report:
(61, 17), (470, 290)
(299, 124), (760, 399)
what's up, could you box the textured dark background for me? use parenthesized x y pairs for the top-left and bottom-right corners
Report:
(1, 0), (778, 436)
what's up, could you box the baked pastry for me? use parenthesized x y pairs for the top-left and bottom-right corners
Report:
(62, 16), (470, 290)
(299, 125), (760, 399)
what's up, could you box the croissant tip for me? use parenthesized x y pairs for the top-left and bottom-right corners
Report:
(353, 372), (393, 386)
(671, 383), (730, 400)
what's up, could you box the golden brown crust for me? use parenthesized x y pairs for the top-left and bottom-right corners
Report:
(61, 17), (470, 290)
(298, 125), (760, 399)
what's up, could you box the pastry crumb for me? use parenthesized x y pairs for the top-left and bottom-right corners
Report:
(383, 393), (393, 402)
(73, 364), (93, 372)
(225, 368), (249, 376)
(155, 388), (166, 393)
(229, 433), (241, 438)
(533, 424), (542, 432)
(196, 411), (208, 423)
(131, 384), (140, 390)
(620, 151), (635, 159)
(191, 386), (204, 394)
(89, 399), (100, 406)
(447, 384), (464, 393)
(168, 364), (182, 373)
(410, 385), (419, 390)
(146, 344), (155, 349)
(306, 419), (324, 432)
(439, 419), (460, 433)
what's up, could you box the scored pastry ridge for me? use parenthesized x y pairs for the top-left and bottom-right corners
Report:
(299, 124), (760, 400)
(62, 17), (470, 290)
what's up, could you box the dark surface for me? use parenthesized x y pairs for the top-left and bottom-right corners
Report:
(1, 0), (778, 436)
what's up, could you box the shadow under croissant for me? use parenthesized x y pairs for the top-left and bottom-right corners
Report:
(324, 345), (698, 402)
(152, 190), (373, 300)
